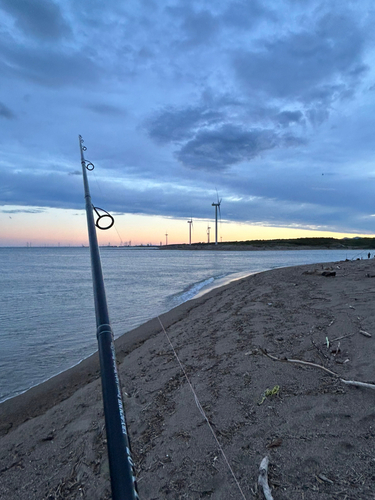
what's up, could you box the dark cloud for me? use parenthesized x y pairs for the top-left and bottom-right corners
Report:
(145, 96), (308, 169)
(276, 110), (304, 127)
(0, 169), (83, 210)
(0, 0), (71, 41)
(0, 208), (45, 214)
(0, 101), (15, 119)
(166, 5), (219, 47)
(281, 134), (306, 148)
(86, 103), (127, 116)
(146, 105), (222, 144)
(176, 125), (279, 170)
(146, 98), (308, 173)
(222, 0), (274, 29)
(306, 106), (330, 126)
(0, 39), (100, 87)
(233, 13), (367, 107)
(0, 164), (206, 221)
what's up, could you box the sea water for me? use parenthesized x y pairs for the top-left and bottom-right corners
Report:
(0, 246), (369, 402)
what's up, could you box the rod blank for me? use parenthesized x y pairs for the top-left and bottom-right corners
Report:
(79, 135), (138, 500)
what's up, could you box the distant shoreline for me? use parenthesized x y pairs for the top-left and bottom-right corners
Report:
(159, 243), (348, 251)
(158, 236), (375, 252)
(2, 236), (375, 250)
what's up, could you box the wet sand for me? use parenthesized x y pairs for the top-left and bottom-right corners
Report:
(1, 258), (375, 499)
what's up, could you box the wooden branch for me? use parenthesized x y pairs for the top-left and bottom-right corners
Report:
(260, 348), (375, 391)
(359, 329), (372, 338)
(341, 380), (375, 390)
(330, 333), (354, 342)
(258, 456), (274, 500)
(280, 358), (339, 378)
(260, 349), (339, 377)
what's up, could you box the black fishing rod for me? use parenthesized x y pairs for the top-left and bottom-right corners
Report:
(79, 135), (139, 500)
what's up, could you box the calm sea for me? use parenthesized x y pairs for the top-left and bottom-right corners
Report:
(0, 246), (369, 403)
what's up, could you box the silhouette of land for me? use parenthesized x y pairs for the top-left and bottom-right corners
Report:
(160, 236), (375, 250)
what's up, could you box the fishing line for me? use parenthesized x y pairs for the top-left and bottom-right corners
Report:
(157, 316), (247, 500)
(92, 168), (105, 197)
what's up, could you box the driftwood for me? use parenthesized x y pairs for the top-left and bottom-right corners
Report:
(359, 329), (372, 338)
(260, 349), (375, 390)
(330, 333), (354, 342)
(258, 456), (274, 500)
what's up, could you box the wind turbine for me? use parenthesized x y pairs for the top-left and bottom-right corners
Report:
(165, 232), (168, 246)
(187, 218), (193, 245)
(207, 225), (211, 244)
(212, 192), (222, 245)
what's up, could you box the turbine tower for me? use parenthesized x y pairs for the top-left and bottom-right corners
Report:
(212, 193), (222, 245)
(207, 225), (211, 244)
(165, 232), (168, 246)
(187, 218), (193, 245)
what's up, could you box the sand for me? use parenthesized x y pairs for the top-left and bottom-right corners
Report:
(1, 258), (375, 499)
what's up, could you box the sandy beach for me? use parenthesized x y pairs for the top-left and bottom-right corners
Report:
(1, 258), (375, 499)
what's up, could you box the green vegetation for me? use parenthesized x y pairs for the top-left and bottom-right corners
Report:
(221, 237), (375, 249)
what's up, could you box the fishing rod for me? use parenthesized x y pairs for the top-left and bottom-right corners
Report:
(79, 135), (139, 500)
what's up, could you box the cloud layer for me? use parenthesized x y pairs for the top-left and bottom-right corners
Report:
(1, 0), (375, 235)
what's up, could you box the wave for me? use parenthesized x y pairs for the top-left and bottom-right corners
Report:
(167, 270), (256, 309)
(168, 276), (216, 307)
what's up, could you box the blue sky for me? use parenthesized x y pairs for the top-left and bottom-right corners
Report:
(1, 0), (375, 245)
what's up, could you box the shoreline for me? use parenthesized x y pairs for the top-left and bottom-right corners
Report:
(158, 243), (375, 252)
(2, 257), (375, 498)
(0, 272), (247, 436)
(0, 265), (265, 409)
(0, 267), (255, 408)
(0, 256), (368, 432)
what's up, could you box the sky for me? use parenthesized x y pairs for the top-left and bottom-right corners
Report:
(1, 0), (375, 246)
